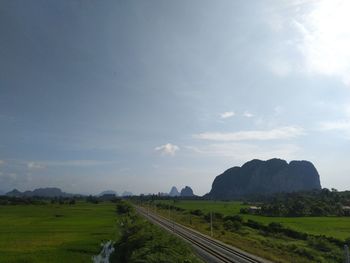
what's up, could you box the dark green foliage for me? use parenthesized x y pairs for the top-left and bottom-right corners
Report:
(155, 202), (186, 212)
(246, 219), (265, 230)
(240, 207), (249, 214)
(190, 209), (204, 216)
(116, 200), (133, 215)
(0, 196), (47, 205)
(223, 220), (242, 231)
(260, 189), (350, 217)
(224, 215), (243, 223)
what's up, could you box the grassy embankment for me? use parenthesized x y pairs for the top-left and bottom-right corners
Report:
(0, 202), (118, 263)
(145, 200), (349, 263)
(110, 200), (203, 263)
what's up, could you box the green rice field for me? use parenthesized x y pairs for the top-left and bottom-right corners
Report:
(0, 202), (118, 263)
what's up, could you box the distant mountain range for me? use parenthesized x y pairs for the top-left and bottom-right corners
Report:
(168, 186), (195, 197)
(5, 187), (77, 197)
(98, 190), (118, 196)
(207, 158), (322, 199)
(121, 191), (133, 197)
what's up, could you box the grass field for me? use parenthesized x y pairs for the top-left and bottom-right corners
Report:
(0, 202), (118, 263)
(156, 200), (350, 240)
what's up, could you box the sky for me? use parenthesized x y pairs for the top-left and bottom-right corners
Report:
(1, 0), (350, 195)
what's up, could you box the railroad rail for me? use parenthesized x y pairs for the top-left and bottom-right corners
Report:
(136, 206), (274, 263)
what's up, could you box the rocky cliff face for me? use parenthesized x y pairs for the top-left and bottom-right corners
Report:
(180, 186), (194, 197)
(208, 158), (321, 199)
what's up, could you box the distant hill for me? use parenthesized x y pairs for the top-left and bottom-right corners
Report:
(121, 191), (133, 197)
(98, 190), (118, 196)
(207, 158), (321, 199)
(6, 187), (75, 197)
(180, 186), (194, 197)
(169, 186), (180, 197)
(6, 189), (22, 197)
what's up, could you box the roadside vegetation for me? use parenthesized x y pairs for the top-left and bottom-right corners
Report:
(138, 197), (350, 263)
(111, 200), (202, 263)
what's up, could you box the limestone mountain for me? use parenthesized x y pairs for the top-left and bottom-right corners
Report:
(180, 186), (194, 197)
(169, 186), (180, 197)
(208, 158), (321, 199)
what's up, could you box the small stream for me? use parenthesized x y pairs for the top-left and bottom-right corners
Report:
(92, 240), (115, 263)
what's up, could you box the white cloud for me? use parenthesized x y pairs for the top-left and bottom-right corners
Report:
(319, 120), (350, 131)
(193, 126), (304, 141)
(186, 143), (301, 162)
(243, 111), (254, 118)
(295, 0), (350, 85)
(220, 111), (235, 119)
(155, 143), (179, 156)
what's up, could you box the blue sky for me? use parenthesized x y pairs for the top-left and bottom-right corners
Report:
(1, 0), (350, 195)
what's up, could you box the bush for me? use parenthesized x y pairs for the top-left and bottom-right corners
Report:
(240, 208), (249, 214)
(224, 215), (243, 223)
(190, 209), (203, 216)
(224, 220), (242, 231)
(245, 219), (265, 230)
(307, 237), (333, 252)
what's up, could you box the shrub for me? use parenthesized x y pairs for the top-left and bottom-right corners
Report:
(224, 215), (243, 223)
(190, 209), (203, 216)
(224, 220), (242, 231)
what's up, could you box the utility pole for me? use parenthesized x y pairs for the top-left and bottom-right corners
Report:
(173, 214), (175, 232)
(210, 211), (213, 237)
(345, 245), (350, 263)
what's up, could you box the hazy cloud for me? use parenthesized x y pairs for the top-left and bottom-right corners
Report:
(186, 143), (301, 162)
(220, 111), (235, 119)
(27, 162), (45, 170)
(194, 126), (305, 141)
(243, 112), (254, 118)
(0, 160), (4, 165)
(319, 120), (350, 131)
(155, 143), (179, 156)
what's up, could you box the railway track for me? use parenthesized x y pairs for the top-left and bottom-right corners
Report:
(136, 206), (274, 263)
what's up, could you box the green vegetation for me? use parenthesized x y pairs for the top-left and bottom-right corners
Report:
(111, 201), (202, 263)
(153, 199), (350, 240)
(0, 202), (118, 263)
(258, 189), (350, 217)
(145, 199), (350, 263)
(0, 197), (203, 263)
